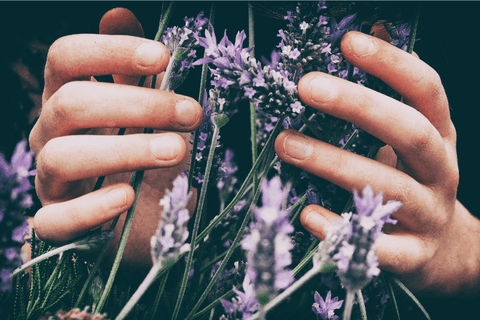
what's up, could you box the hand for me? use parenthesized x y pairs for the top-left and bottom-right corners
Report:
(29, 8), (202, 275)
(275, 31), (480, 297)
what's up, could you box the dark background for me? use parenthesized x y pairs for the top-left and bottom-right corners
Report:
(1, 1), (479, 319)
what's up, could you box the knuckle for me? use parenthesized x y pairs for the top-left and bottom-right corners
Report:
(36, 138), (62, 180)
(46, 36), (70, 76)
(408, 120), (439, 155)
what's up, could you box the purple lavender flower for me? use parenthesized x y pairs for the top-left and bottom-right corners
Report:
(220, 274), (259, 320)
(0, 139), (35, 292)
(194, 26), (305, 119)
(317, 186), (401, 293)
(150, 175), (192, 267)
(312, 291), (344, 320)
(161, 12), (209, 91)
(190, 91), (224, 189)
(241, 176), (294, 306)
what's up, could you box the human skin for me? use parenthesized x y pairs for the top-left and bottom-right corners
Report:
(29, 7), (480, 295)
(275, 31), (480, 298)
(29, 8), (201, 276)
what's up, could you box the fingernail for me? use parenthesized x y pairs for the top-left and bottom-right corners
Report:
(105, 187), (128, 210)
(283, 133), (313, 160)
(136, 42), (164, 67)
(308, 76), (337, 104)
(350, 33), (376, 57)
(150, 134), (181, 161)
(176, 100), (200, 127)
(304, 210), (328, 235)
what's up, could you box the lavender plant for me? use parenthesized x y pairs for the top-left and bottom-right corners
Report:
(5, 2), (427, 320)
(0, 140), (35, 293)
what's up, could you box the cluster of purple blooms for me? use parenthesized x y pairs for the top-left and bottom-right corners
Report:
(0, 140), (35, 292)
(189, 91), (224, 188)
(193, 24), (304, 119)
(317, 186), (401, 293)
(240, 177), (294, 306)
(161, 12), (209, 91)
(150, 175), (192, 267)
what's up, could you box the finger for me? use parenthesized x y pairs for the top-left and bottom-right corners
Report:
(300, 204), (429, 276)
(30, 81), (202, 153)
(275, 129), (433, 231)
(35, 132), (187, 200)
(340, 31), (454, 140)
(99, 8), (150, 86)
(33, 183), (135, 244)
(297, 72), (447, 184)
(99, 8), (145, 37)
(44, 33), (169, 101)
(300, 204), (342, 240)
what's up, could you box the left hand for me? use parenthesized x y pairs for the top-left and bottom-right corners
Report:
(274, 31), (480, 297)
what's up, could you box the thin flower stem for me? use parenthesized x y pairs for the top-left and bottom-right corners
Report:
(154, 1), (175, 42)
(115, 263), (163, 320)
(188, 2), (216, 191)
(407, 4), (421, 55)
(382, 273), (400, 320)
(39, 252), (70, 311)
(356, 290), (367, 320)
(184, 173), (266, 320)
(74, 214), (122, 308)
(249, 264), (324, 320)
(390, 275), (431, 320)
(288, 192), (308, 224)
(300, 113), (326, 141)
(12, 243), (75, 278)
(196, 120), (284, 242)
(248, 2), (258, 192)
(192, 284), (242, 319)
(343, 290), (356, 320)
(170, 123), (220, 320)
(94, 170), (145, 314)
(149, 270), (170, 320)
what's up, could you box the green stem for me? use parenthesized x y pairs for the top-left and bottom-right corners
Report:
(74, 215), (122, 308)
(248, 2), (258, 192)
(407, 4), (421, 55)
(149, 270), (170, 320)
(12, 244), (74, 278)
(184, 173), (265, 320)
(94, 170), (145, 314)
(249, 265), (323, 320)
(356, 290), (367, 320)
(382, 273), (400, 320)
(300, 113), (326, 141)
(171, 123), (220, 320)
(154, 1), (175, 42)
(343, 290), (356, 320)
(115, 264), (163, 320)
(196, 119), (283, 242)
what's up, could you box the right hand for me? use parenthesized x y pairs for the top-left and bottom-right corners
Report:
(29, 8), (202, 274)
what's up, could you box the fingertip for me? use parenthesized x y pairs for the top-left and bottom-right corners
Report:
(300, 205), (340, 240)
(150, 133), (187, 165)
(135, 41), (170, 71)
(99, 8), (144, 37)
(103, 183), (135, 212)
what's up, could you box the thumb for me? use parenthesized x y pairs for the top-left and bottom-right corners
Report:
(99, 8), (149, 86)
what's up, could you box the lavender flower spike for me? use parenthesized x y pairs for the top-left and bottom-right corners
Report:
(1, 139), (35, 292)
(318, 185), (401, 293)
(241, 176), (294, 306)
(150, 174), (192, 267)
(312, 290), (344, 320)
